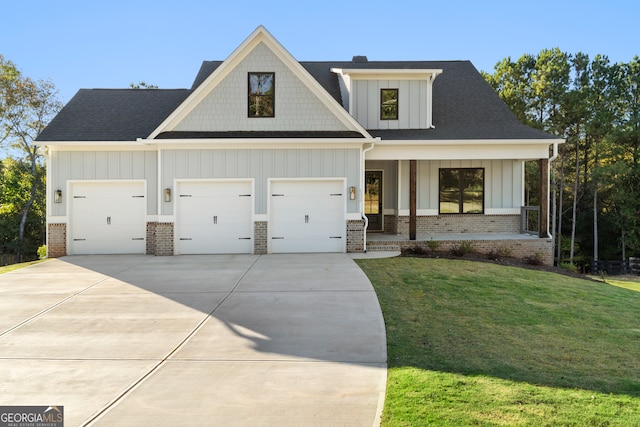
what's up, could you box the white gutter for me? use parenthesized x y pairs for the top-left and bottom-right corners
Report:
(361, 140), (377, 252)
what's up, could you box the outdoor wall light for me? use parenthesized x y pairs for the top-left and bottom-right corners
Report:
(164, 188), (171, 203)
(349, 186), (356, 200)
(54, 189), (62, 203)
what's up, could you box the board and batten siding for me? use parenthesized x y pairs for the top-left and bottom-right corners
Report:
(49, 150), (158, 216)
(161, 148), (361, 216)
(352, 80), (430, 129)
(398, 159), (523, 211)
(173, 43), (348, 133)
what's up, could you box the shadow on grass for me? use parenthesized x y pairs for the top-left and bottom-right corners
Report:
(357, 257), (640, 397)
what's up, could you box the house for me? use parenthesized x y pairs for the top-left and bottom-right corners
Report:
(36, 26), (563, 264)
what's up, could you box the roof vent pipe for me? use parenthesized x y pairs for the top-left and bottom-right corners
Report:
(352, 55), (368, 63)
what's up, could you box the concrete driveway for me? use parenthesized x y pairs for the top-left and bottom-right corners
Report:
(0, 254), (387, 426)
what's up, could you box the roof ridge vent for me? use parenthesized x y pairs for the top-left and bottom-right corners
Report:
(352, 55), (368, 63)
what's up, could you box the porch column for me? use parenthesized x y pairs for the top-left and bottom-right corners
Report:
(539, 159), (549, 238)
(410, 160), (417, 240)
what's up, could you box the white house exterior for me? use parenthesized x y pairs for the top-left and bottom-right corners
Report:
(37, 26), (563, 264)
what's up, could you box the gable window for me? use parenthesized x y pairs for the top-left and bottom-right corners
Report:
(248, 72), (275, 117)
(380, 89), (398, 120)
(439, 168), (484, 214)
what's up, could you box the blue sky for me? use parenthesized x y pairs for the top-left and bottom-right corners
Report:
(2, 0), (639, 104)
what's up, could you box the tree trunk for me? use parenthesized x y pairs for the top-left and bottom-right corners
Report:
(14, 147), (37, 264)
(593, 148), (599, 262)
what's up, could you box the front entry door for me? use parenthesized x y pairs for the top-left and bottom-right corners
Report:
(365, 171), (383, 231)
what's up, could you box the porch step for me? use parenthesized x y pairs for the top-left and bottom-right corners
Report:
(366, 243), (401, 252)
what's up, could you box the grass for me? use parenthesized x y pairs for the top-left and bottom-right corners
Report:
(0, 259), (46, 274)
(356, 257), (640, 426)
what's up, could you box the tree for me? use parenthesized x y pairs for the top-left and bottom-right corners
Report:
(0, 54), (62, 262)
(129, 81), (158, 89)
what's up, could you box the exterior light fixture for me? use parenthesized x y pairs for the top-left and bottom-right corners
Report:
(54, 189), (62, 203)
(349, 186), (356, 200)
(164, 188), (171, 202)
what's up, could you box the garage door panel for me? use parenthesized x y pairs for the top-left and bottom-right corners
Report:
(176, 181), (253, 254)
(270, 180), (345, 253)
(69, 182), (146, 255)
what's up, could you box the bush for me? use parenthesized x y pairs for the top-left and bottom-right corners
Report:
(559, 262), (578, 273)
(526, 251), (545, 266)
(427, 239), (440, 251)
(487, 246), (513, 260)
(37, 245), (47, 260)
(451, 241), (474, 257)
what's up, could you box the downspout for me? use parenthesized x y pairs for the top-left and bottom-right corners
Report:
(361, 141), (376, 252)
(547, 142), (559, 238)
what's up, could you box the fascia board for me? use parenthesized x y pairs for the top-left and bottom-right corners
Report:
(331, 68), (443, 80)
(374, 138), (565, 146)
(366, 140), (562, 160)
(141, 138), (376, 150)
(39, 141), (156, 151)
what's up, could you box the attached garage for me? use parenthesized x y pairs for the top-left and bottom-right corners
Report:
(176, 180), (254, 254)
(69, 181), (147, 255)
(269, 179), (346, 253)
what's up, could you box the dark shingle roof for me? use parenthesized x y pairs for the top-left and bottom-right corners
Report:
(37, 89), (191, 141)
(37, 60), (557, 142)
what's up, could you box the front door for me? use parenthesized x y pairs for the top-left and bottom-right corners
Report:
(365, 171), (383, 232)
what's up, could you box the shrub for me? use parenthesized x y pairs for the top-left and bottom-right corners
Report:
(487, 246), (512, 260)
(559, 262), (578, 273)
(526, 251), (545, 266)
(426, 239), (440, 251)
(451, 241), (473, 257)
(37, 245), (47, 260)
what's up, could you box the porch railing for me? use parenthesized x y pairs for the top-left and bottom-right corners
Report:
(520, 206), (540, 235)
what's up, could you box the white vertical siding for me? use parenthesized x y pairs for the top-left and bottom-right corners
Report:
(353, 80), (430, 129)
(161, 148), (361, 216)
(50, 150), (158, 216)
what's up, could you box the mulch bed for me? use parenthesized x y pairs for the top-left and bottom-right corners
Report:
(400, 247), (594, 281)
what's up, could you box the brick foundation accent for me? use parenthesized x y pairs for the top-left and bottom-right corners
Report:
(397, 214), (520, 235)
(146, 222), (157, 255)
(47, 223), (67, 258)
(383, 215), (398, 234)
(154, 222), (174, 256)
(347, 220), (365, 253)
(254, 221), (267, 254)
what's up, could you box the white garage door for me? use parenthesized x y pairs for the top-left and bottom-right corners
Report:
(270, 180), (345, 253)
(176, 180), (253, 254)
(69, 181), (146, 255)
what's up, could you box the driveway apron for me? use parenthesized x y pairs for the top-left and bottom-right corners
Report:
(0, 254), (387, 426)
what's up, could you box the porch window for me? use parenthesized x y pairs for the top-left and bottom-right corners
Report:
(248, 72), (275, 117)
(380, 89), (398, 120)
(439, 168), (484, 214)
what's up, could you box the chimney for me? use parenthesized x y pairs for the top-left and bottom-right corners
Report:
(352, 55), (368, 63)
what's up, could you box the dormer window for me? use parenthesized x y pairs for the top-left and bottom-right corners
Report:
(248, 72), (274, 117)
(380, 89), (398, 120)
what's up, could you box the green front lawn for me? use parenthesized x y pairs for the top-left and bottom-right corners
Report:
(356, 257), (640, 426)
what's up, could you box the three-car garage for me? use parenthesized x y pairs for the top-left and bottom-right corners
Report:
(66, 178), (347, 255)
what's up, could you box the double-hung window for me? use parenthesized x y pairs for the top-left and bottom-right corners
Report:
(439, 168), (484, 214)
(248, 72), (274, 117)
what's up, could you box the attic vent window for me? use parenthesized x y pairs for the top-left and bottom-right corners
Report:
(248, 72), (275, 117)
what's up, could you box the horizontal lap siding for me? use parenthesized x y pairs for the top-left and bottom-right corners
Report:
(161, 148), (360, 216)
(50, 151), (158, 216)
